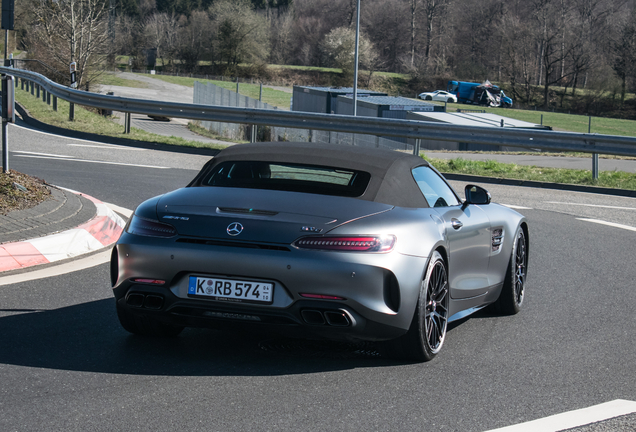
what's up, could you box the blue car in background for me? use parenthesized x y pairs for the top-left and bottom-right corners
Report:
(447, 80), (513, 107)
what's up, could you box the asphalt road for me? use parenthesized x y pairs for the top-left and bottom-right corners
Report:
(1, 124), (635, 431)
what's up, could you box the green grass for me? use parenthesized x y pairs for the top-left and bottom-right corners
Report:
(425, 156), (636, 190)
(15, 87), (226, 151)
(414, 99), (636, 137)
(268, 64), (342, 73)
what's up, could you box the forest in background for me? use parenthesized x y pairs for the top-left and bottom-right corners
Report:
(9, 0), (636, 117)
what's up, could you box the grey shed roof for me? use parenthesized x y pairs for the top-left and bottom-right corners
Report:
(408, 111), (550, 129)
(339, 95), (438, 107)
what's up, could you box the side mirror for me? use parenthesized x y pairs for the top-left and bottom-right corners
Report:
(464, 184), (491, 205)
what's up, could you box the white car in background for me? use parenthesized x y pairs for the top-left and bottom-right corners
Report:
(418, 90), (457, 103)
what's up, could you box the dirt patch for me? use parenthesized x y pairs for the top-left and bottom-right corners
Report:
(0, 170), (51, 215)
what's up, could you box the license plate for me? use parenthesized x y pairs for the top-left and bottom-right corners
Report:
(188, 276), (273, 304)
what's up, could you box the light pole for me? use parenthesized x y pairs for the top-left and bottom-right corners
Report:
(352, 0), (360, 117)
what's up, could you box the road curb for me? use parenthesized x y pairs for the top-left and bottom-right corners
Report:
(0, 189), (125, 273)
(443, 173), (636, 198)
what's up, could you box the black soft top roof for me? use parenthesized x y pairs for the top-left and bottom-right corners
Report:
(191, 142), (432, 208)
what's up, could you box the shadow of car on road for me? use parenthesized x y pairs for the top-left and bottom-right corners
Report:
(1, 298), (464, 376)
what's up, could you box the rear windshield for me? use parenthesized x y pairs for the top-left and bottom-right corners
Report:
(200, 161), (371, 197)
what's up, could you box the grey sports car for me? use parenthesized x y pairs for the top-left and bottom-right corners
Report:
(111, 142), (528, 361)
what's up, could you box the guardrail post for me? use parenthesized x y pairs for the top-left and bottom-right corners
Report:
(46, 92), (51, 105)
(590, 116), (599, 181)
(30, 81), (34, 95)
(414, 139), (421, 156)
(42, 88), (46, 102)
(53, 96), (57, 111)
(125, 112), (131, 133)
(69, 102), (74, 121)
(20, 78), (23, 90)
(36, 84), (40, 99)
(1, 75), (7, 173)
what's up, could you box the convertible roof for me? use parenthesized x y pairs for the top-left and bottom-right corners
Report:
(194, 142), (433, 208)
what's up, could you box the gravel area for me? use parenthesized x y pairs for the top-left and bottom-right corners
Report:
(0, 170), (51, 215)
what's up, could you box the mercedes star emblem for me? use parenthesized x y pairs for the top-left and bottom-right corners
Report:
(227, 222), (244, 236)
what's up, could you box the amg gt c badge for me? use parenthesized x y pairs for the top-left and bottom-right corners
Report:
(301, 226), (323, 233)
(227, 222), (244, 236)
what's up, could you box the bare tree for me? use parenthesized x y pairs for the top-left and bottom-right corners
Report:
(209, 0), (270, 71)
(320, 26), (378, 76)
(610, 9), (636, 101)
(363, 0), (409, 72)
(498, 12), (537, 103)
(175, 10), (212, 72)
(27, 0), (111, 86)
(144, 12), (180, 69)
(269, 10), (295, 64)
(422, 0), (451, 69)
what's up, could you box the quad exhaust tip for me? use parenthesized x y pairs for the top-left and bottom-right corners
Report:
(301, 309), (351, 327)
(324, 311), (351, 327)
(301, 310), (325, 325)
(126, 293), (164, 310)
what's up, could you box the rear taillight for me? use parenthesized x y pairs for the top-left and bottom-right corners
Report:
(293, 235), (396, 253)
(131, 279), (166, 285)
(126, 215), (177, 238)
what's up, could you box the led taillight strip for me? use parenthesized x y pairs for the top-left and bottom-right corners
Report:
(294, 235), (396, 252)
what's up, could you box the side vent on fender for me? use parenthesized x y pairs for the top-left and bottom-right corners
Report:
(491, 228), (504, 254)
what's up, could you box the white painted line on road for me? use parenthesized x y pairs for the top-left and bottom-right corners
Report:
(483, 399), (636, 432)
(501, 204), (532, 210)
(547, 201), (636, 210)
(14, 154), (170, 169)
(13, 150), (75, 158)
(577, 218), (636, 232)
(67, 144), (145, 150)
(11, 122), (136, 147)
(0, 249), (111, 286)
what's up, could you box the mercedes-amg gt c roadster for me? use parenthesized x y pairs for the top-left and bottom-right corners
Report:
(111, 142), (529, 361)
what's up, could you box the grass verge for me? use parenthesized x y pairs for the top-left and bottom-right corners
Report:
(14, 86), (226, 151)
(188, 123), (248, 144)
(424, 101), (636, 137)
(425, 156), (636, 190)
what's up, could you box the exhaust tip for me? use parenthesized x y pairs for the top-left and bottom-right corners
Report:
(301, 310), (325, 325)
(324, 311), (351, 327)
(143, 295), (164, 310)
(126, 293), (145, 308)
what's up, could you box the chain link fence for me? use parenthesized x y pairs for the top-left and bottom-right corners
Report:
(193, 81), (414, 152)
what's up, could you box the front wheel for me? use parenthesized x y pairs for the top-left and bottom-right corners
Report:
(382, 251), (449, 362)
(492, 227), (528, 315)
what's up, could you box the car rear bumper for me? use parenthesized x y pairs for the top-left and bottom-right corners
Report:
(111, 234), (427, 341)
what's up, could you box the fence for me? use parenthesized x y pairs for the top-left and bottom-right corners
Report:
(193, 82), (414, 152)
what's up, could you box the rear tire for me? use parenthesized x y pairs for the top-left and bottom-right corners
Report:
(492, 227), (527, 315)
(382, 251), (449, 362)
(116, 301), (184, 337)
(425, 96), (433, 101)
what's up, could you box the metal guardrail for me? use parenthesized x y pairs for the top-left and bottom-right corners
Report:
(3, 66), (636, 158)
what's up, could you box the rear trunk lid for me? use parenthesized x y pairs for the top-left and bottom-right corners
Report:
(156, 187), (393, 244)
